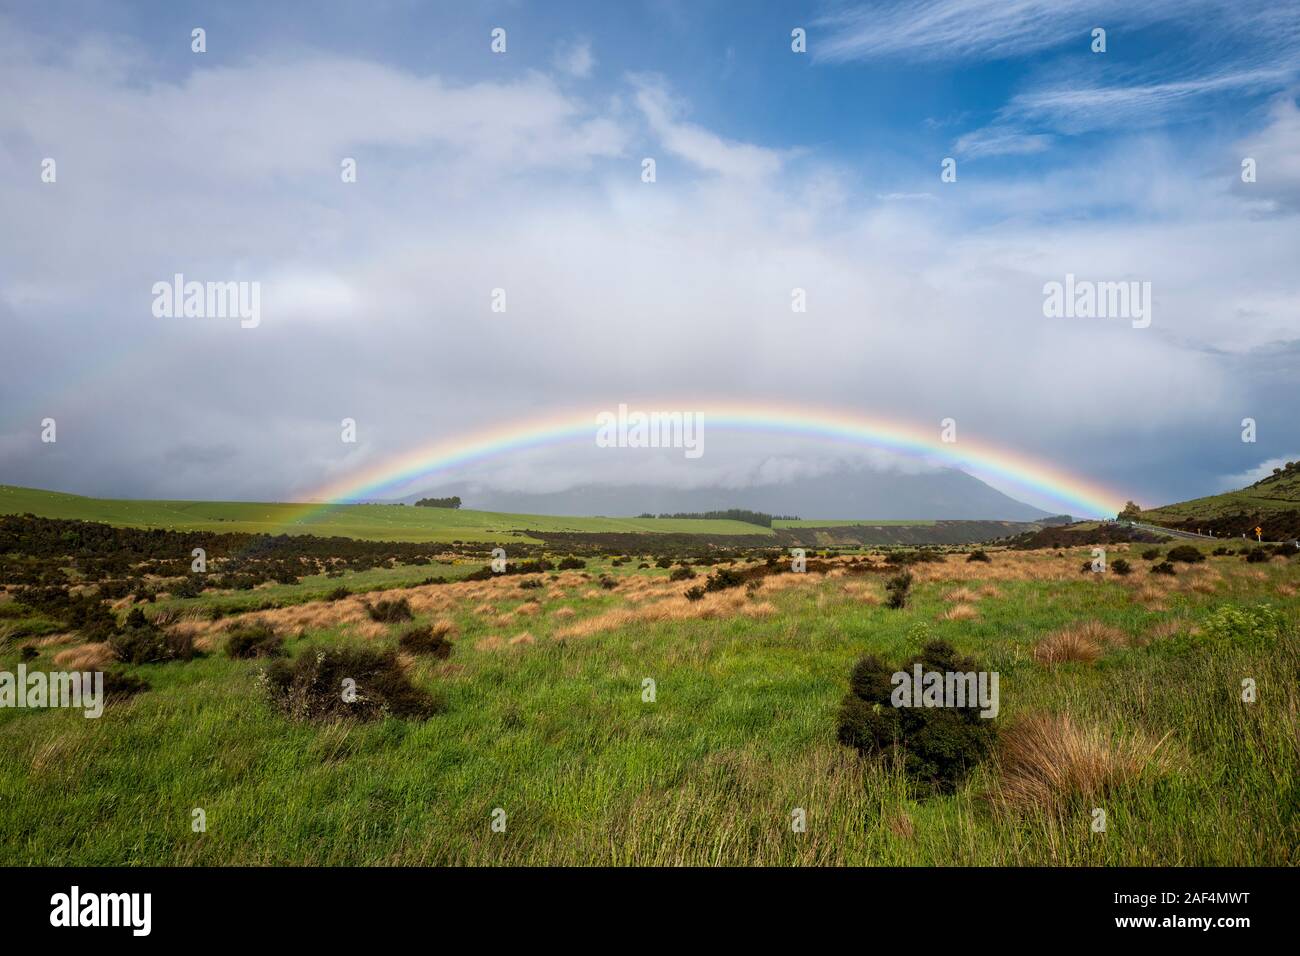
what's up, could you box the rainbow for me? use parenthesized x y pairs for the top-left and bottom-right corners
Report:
(296, 401), (1127, 520)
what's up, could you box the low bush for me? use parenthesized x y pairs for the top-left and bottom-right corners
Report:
(398, 622), (455, 659)
(1110, 558), (1132, 576)
(261, 647), (443, 722)
(1142, 549), (1162, 561)
(109, 626), (197, 664)
(966, 550), (991, 563)
(365, 597), (413, 623)
(684, 586), (706, 602)
(225, 622), (285, 660)
(1166, 545), (1205, 564)
(837, 639), (997, 795)
(704, 568), (745, 592)
(557, 557), (586, 571)
(885, 571), (913, 609)
(1150, 561), (1176, 576)
(669, 567), (695, 582)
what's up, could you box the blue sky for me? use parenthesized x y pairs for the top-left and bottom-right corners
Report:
(1, 1), (1298, 513)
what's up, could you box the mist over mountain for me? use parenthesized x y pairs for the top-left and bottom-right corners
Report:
(406, 465), (1052, 521)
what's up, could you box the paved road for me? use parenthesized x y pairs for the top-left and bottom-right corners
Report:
(1122, 520), (1295, 547)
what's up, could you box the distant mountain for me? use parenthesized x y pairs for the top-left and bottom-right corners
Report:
(406, 465), (1053, 521)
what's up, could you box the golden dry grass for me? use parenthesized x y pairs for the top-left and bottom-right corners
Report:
(52, 643), (115, 670)
(1032, 620), (1125, 665)
(992, 711), (1174, 814)
(941, 603), (979, 621)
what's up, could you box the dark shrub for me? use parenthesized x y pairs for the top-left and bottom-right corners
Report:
(124, 606), (148, 629)
(885, 571), (913, 609)
(171, 577), (203, 599)
(669, 567), (696, 582)
(262, 647), (443, 722)
(966, 550), (991, 563)
(1213, 547), (1231, 556)
(655, 557), (673, 569)
(1110, 558), (1132, 576)
(102, 670), (150, 701)
(704, 568), (745, 592)
(19, 644), (38, 662)
(1166, 545), (1205, 564)
(225, 622), (285, 660)
(557, 557), (586, 571)
(398, 623), (454, 659)
(365, 597), (413, 623)
(1245, 548), (1270, 564)
(684, 586), (706, 602)
(598, 576), (618, 590)
(325, 586), (350, 601)
(837, 639), (996, 795)
(1142, 548), (1161, 561)
(1151, 561), (1176, 576)
(110, 626), (197, 664)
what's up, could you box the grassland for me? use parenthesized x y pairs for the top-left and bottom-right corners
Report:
(0, 485), (773, 544)
(772, 518), (937, 528)
(1144, 469), (1300, 522)
(1, 540), (1295, 865)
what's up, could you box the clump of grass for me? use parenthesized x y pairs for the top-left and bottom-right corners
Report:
(398, 621), (455, 658)
(262, 647), (442, 723)
(991, 712), (1173, 815)
(941, 603), (978, 621)
(364, 597), (413, 623)
(1032, 620), (1125, 665)
(225, 622), (285, 660)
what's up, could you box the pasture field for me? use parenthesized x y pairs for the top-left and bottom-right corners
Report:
(772, 518), (937, 528)
(0, 485), (772, 544)
(0, 537), (1295, 866)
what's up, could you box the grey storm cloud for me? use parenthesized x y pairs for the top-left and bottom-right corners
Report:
(1, 15), (1297, 511)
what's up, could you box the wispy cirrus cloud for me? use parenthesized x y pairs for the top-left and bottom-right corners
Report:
(816, 0), (1299, 64)
(953, 126), (1053, 159)
(1006, 65), (1299, 133)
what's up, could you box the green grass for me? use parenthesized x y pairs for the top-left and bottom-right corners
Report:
(772, 518), (937, 528)
(1, 548), (1295, 865)
(0, 485), (773, 544)
(1144, 469), (1300, 522)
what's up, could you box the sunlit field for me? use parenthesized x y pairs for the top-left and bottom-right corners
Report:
(2, 541), (1294, 866)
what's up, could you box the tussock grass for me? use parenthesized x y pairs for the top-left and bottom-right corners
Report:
(991, 712), (1174, 815)
(0, 546), (1296, 865)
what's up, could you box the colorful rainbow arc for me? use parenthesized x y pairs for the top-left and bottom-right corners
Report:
(291, 401), (1127, 522)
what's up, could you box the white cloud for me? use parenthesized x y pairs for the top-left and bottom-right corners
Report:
(555, 39), (595, 78)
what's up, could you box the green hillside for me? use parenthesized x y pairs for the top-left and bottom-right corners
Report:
(0, 485), (775, 544)
(1140, 464), (1300, 539)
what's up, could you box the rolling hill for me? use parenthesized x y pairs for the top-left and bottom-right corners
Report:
(1140, 465), (1300, 540)
(0, 485), (773, 544)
